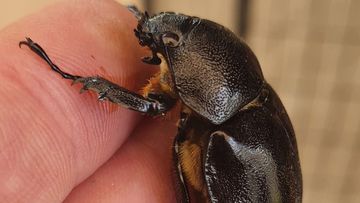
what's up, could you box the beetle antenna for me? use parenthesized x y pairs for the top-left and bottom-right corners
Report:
(127, 5), (145, 20)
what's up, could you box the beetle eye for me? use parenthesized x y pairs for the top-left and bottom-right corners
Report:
(161, 32), (180, 47)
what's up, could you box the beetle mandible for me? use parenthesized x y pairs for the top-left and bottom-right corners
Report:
(19, 6), (302, 203)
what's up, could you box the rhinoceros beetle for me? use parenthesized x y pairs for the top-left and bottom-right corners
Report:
(20, 6), (302, 203)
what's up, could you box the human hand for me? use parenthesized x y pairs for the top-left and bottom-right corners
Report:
(0, 0), (176, 202)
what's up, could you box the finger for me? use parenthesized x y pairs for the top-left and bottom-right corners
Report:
(0, 0), (154, 202)
(64, 118), (177, 203)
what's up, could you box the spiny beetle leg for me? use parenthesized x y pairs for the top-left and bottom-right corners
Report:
(72, 76), (170, 115)
(19, 37), (173, 116)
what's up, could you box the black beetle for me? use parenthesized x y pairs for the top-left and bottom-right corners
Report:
(19, 6), (302, 203)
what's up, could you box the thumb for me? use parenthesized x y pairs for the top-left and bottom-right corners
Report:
(0, 0), (154, 202)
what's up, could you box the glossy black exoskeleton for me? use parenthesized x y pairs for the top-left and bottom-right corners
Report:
(20, 6), (302, 203)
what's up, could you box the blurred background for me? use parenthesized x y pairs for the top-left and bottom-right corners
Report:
(1, 0), (359, 202)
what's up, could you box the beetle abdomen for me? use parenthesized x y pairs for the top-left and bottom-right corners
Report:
(203, 85), (302, 203)
(175, 84), (302, 203)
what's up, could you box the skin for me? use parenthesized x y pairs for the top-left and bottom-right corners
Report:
(0, 0), (177, 202)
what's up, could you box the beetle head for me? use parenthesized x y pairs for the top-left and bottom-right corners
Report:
(129, 6), (200, 64)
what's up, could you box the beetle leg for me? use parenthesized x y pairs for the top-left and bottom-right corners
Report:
(19, 37), (174, 115)
(71, 76), (173, 115)
(19, 37), (81, 80)
(173, 112), (191, 203)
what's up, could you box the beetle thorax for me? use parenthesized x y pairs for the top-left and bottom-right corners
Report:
(165, 20), (264, 125)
